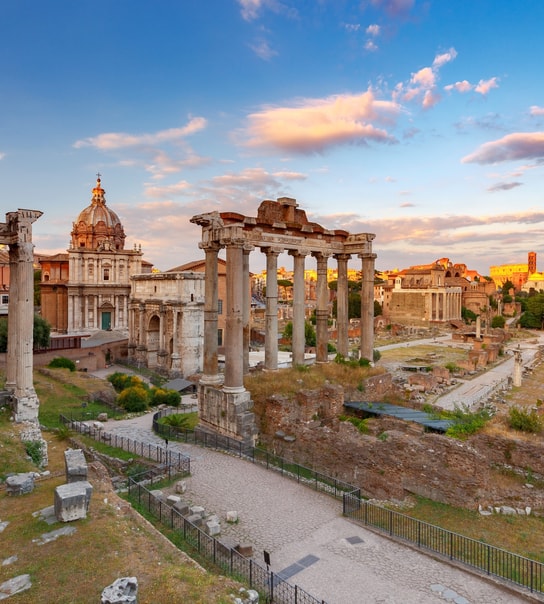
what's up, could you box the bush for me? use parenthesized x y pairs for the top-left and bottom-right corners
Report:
(117, 385), (149, 412)
(48, 357), (76, 372)
(108, 372), (148, 393)
(24, 440), (45, 467)
(150, 387), (181, 407)
(445, 405), (490, 438)
(491, 315), (506, 328)
(508, 406), (543, 433)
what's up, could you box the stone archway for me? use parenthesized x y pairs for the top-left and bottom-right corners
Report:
(146, 314), (160, 367)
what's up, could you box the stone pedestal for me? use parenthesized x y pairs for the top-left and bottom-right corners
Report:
(6, 473), (35, 496)
(64, 449), (87, 483)
(198, 384), (257, 446)
(54, 481), (93, 522)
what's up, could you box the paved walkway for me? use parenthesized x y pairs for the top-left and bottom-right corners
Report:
(99, 411), (537, 604)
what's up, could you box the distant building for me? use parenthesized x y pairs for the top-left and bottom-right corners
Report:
(40, 177), (152, 334)
(490, 252), (536, 291)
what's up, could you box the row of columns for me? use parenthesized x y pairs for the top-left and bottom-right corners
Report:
(429, 290), (462, 321)
(201, 241), (376, 393)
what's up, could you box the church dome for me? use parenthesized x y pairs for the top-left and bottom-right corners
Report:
(70, 176), (126, 251)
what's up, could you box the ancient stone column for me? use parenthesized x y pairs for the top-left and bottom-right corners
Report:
(359, 252), (376, 363)
(264, 247), (281, 371)
(335, 254), (350, 358)
(6, 244), (18, 391)
(201, 242), (222, 385)
(224, 240), (245, 393)
(513, 346), (522, 387)
(4, 210), (43, 422)
(313, 252), (330, 363)
(242, 246), (253, 375)
(289, 250), (308, 366)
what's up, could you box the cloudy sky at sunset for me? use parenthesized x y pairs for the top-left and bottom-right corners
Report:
(2, 0), (544, 275)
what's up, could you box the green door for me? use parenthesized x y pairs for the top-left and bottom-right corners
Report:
(101, 312), (111, 330)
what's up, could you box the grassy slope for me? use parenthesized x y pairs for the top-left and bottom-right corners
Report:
(0, 371), (241, 604)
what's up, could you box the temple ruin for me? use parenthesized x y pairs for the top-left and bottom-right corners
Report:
(191, 197), (376, 444)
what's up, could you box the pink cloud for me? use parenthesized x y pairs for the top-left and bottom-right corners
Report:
(243, 90), (400, 153)
(74, 118), (207, 150)
(444, 80), (472, 93)
(530, 105), (544, 116)
(462, 132), (544, 164)
(475, 77), (499, 95)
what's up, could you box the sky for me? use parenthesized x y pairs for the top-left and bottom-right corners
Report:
(2, 0), (544, 276)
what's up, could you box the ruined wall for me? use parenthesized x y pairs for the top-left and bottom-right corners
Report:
(258, 380), (544, 510)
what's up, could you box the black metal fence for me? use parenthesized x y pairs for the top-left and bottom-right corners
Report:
(153, 408), (356, 500)
(127, 471), (326, 604)
(59, 413), (191, 475)
(343, 491), (544, 597)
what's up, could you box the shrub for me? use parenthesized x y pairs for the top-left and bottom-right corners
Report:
(108, 372), (148, 393)
(445, 405), (490, 438)
(339, 415), (370, 434)
(150, 387), (181, 407)
(24, 440), (44, 467)
(48, 357), (76, 372)
(117, 385), (149, 413)
(444, 362), (460, 373)
(160, 412), (198, 430)
(373, 349), (381, 363)
(508, 406), (543, 433)
(491, 315), (506, 328)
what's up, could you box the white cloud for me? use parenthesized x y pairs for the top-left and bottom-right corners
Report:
(249, 39), (278, 60)
(530, 105), (544, 116)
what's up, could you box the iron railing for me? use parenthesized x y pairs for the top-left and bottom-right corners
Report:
(153, 408), (357, 501)
(343, 491), (544, 597)
(127, 472), (326, 604)
(59, 413), (191, 475)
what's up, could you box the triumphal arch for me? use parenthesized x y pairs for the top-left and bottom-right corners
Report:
(191, 197), (376, 445)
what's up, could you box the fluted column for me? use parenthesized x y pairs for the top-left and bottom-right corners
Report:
(201, 242), (222, 385)
(224, 240), (245, 392)
(5, 244), (18, 390)
(313, 252), (330, 363)
(289, 249), (308, 366)
(359, 252), (376, 362)
(335, 254), (350, 358)
(242, 245), (253, 375)
(264, 247), (281, 370)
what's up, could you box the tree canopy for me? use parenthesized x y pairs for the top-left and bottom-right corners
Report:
(0, 315), (51, 352)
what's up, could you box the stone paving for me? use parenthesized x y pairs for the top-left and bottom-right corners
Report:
(101, 411), (537, 604)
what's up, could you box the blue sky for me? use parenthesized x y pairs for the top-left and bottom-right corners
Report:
(2, 0), (544, 275)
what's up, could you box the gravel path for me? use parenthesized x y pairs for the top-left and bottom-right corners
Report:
(101, 411), (538, 604)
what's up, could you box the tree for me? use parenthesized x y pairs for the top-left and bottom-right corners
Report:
(491, 315), (505, 328)
(501, 279), (515, 295)
(461, 307), (477, 324)
(520, 293), (544, 329)
(0, 315), (51, 352)
(282, 321), (316, 347)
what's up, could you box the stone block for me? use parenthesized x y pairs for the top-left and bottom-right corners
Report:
(189, 505), (205, 517)
(54, 481), (93, 522)
(175, 480), (187, 494)
(205, 520), (221, 536)
(186, 514), (203, 527)
(235, 543), (253, 557)
(172, 500), (190, 516)
(97, 412), (108, 422)
(6, 473), (35, 496)
(64, 448), (88, 483)
(166, 495), (181, 506)
(226, 510), (238, 523)
(101, 576), (138, 604)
